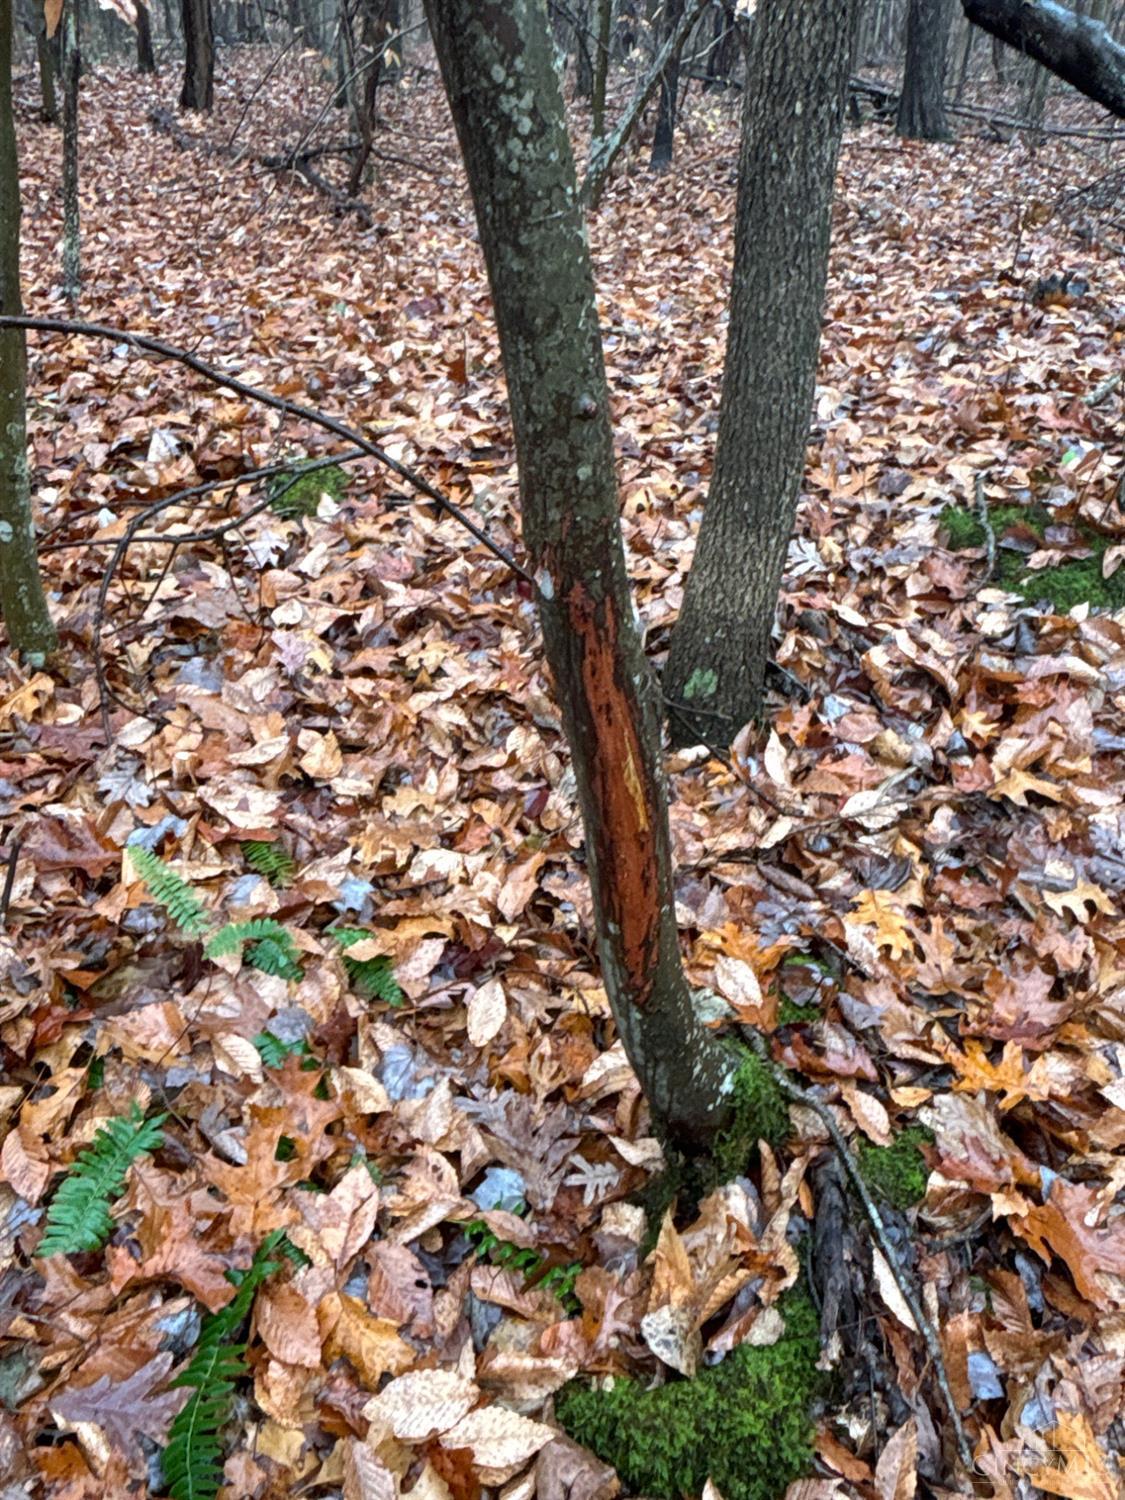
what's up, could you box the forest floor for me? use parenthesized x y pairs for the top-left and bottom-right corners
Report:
(3, 42), (1125, 1500)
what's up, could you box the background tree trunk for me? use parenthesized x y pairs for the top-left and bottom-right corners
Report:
(423, 0), (735, 1148)
(592, 0), (612, 135)
(962, 0), (1125, 117)
(897, 0), (954, 138)
(663, 0), (858, 746)
(0, 0), (57, 659)
(136, 0), (156, 72)
(180, 0), (213, 109)
(650, 0), (685, 167)
(60, 0), (80, 300)
(35, 14), (59, 120)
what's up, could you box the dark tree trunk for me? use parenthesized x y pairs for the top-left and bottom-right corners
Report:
(0, 0), (56, 658)
(136, 0), (156, 71)
(663, 0), (858, 746)
(346, 0), (398, 195)
(575, 0), (594, 97)
(35, 19), (59, 120)
(897, 0), (954, 139)
(650, 0), (685, 168)
(963, 0), (1125, 117)
(705, 2), (739, 90)
(423, 0), (736, 1148)
(60, 0), (80, 301)
(954, 17), (976, 102)
(180, 0), (213, 109)
(591, 0), (612, 137)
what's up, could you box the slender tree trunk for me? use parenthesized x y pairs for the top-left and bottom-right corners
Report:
(136, 0), (156, 71)
(60, 0), (80, 301)
(575, 0), (594, 96)
(36, 20), (59, 120)
(180, 0), (213, 109)
(650, 0), (685, 167)
(663, 0), (858, 746)
(591, 0), (612, 137)
(423, 0), (735, 1148)
(704, 1), (738, 89)
(963, 0), (1125, 117)
(0, 0), (56, 659)
(897, 0), (954, 139)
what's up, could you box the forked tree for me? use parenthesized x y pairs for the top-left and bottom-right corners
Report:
(423, 0), (736, 1148)
(0, 0), (56, 659)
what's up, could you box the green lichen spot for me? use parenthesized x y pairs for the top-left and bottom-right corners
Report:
(941, 502), (1125, 612)
(683, 666), (719, 701)
(556, 1291), (821, 1500)
(268, 463), (347, 520)
(855, 1125), (933, 1211)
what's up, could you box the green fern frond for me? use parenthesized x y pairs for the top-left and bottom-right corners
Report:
(37, 1105), (166, 1257)
(332, 928), (404, 1005)
(127, 846), (209, 937)
(206, 920), (303, 981)
(252, 1029), (311, 1068)
(162, 1232), (288, 1500)
(241, 840), (296, 888)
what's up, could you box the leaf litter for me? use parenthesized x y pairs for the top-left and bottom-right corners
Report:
(2, 43), (1125, 1500)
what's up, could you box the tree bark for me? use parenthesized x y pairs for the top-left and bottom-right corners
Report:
(35, 16), (59, 121)
(136, 0), (157, 73)
(962, 0), (1125, 117)
(663, 0), (858, 746)
(60, 0), (80, 301)
(180, 0), (213, 109)
(591, 0), (612, 137)
(650, 0), (686, 168)
(0, 0), (56, 659)
(897, 0), (954, 138)
(423, 0), (736, 1147)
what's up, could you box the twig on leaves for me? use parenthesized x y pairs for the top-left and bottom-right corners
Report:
(0, 835), (22, 931)
(738, 1026), (975, 1480)
(975, 472), (996, 581)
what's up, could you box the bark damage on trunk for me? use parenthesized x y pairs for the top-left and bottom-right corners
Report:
(423, 0), (735, 1147)
(962, 0), (1125, 118)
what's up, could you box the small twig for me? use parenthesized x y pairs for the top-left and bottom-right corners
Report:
(976, 472), (996, 582)
(0, 836), (22, 930)
(739, 1027), (974, 1480)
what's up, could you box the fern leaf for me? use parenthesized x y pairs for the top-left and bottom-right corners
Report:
(205, 920), (303, 981)
(241, 840), (296, 888)
(252, 1030), (309, 1068)
(127, 846), (209, 937)
(332, 928), (404, 1005)
(161, 1232), (288, 1500)
(37, 1106), (166, 1257)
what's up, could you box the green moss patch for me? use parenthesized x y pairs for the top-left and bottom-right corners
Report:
(268, 462), (348, 519)
(556, 1292), (820, 1500)
(855, 1125), (933, 1211)
(940, 502), (1125, 612)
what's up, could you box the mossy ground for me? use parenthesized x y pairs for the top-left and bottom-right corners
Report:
(556, 1292), (821, 1500)
(941, 502), (1125, 612)
(268, 463), (347, 519)
(855, 1125), (933, 1211)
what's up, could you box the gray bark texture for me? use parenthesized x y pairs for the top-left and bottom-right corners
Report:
(136, 0), (156, 73)
(180, 0), (213, 109)
(663, 0), (859, 747)
(0, 0), (56, 658)
(962, 0), (1125, 117)
(60, 0), (80, 301)
(897, 0), (954, 138)
(423, 0), (736, 1147)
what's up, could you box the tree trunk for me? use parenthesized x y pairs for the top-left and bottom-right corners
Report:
(423, 0), (735, 1148)
(0, 0), (57, 659)
(35, 20), (59, 120)
(180, 0), (213, 109)
(962, 0), (1125, 117)
(650, 0), (685, 168)
(60, 0), (80, 301)
(591, 0), (612, 137)
(663, 0), (858, 746)
(897, 0), (954, 139)
(705, 1), (739, 89)
(575, 0), (594, 97)
(136, 0), (156, 71)
(954, 17), (976, 102)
